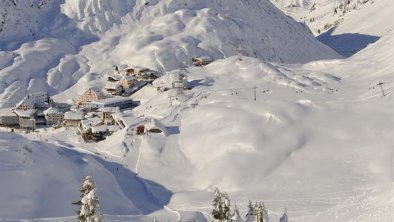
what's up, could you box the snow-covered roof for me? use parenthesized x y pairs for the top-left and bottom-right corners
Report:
(0, 108), (17, 117)
(92, 124), (120, 133)
(98, 107), (119, 113)
(193, 56), (214, 61)
(15, 93), (49, 109)
(106, 74), (122, 81)
(112, 112), (144, 128)
(43, 107), (63, 115)
(80, 88), (102, 97)
(129, 66), (149, 71)
(120, 76), (136, 81)
(105, 82), (121, 90)
(81, 117), (102, 129)
(145, 118), (168, 135)
(90, 97), (133, 106)
(14, 109), (37, 118)
(64, 111), (84, 120)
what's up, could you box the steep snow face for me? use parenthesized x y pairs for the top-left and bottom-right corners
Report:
(0, 0), (341, 108)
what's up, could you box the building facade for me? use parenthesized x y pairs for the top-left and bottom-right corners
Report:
(75, 89), (103, 106)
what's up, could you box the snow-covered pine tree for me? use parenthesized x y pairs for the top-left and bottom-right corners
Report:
(230, 205), (243, 222)
(261, 202), (269, 222)
(223, 192), (232, 220)
(73, 176), (103, 222)
(253, 202), (263, 222)
(212, 188), (224, 221)
(245, 200), (254, 222)
(279, 208), (288, 222)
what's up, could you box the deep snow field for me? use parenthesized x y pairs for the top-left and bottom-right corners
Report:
(0, 0), (393, 222)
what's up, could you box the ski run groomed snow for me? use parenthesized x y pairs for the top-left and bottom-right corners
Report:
(0, 0), (393, 222)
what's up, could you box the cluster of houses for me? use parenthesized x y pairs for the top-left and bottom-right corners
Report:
(0, 86), (168, 142)
(0, 92), (55, 130)
(105, 66), (161, 96)
(0, 59), (214, 141)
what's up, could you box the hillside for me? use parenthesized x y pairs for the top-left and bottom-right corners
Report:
(270, 0), (394, 57)
(0, 0), (340, 108)
(0, 131), (175, 219)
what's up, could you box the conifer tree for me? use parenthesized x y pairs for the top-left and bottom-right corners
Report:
(245, 200), (254, 222)
(212, 188), (224, 221)
(73, 176), (103, 222)
(253, 202), (263, 222)
(261, 202), (269, 222)
(230, 205), (243, 222)
(223, 193), (232, 220)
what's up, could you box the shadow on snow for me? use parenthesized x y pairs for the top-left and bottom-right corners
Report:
(318, 28), (380, 58)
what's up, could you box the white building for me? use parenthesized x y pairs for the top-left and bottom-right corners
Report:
(75, 88), (104, 106)
(43, 107), (64, 125)
(13, 109), (37, 130)
(64, 111), (84, 127)
(0, 108), (19, 126)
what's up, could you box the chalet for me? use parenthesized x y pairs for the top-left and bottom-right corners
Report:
(89, 97), (133, 110)
(119, 76), (136, 89)
(0, 108), (19, 126)
(75, 88), (104, 106)
(15, 92), (50, 110)
(64, 111), (84, 127)
(14, 109), (37, 130)
(192, 56), (214, 66)
(43, 107), (64, 125)
(105, 82), (123, 96)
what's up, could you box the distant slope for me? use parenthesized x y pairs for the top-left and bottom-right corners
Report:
(317, 0), (394, 56)
(270, 0), (376, 36)
(270, 0), (394, 57)
(0, 0), (340, 107)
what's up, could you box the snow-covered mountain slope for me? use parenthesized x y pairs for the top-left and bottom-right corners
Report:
(0, 130), (172, 219)
(317, 0), (394, 57)
(0, 0), (341, 108)
(270, 0), (394, 57)
(1, 47), (393, 221)
(121, 56), (394, 222)
(270, 0), (376, 36)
